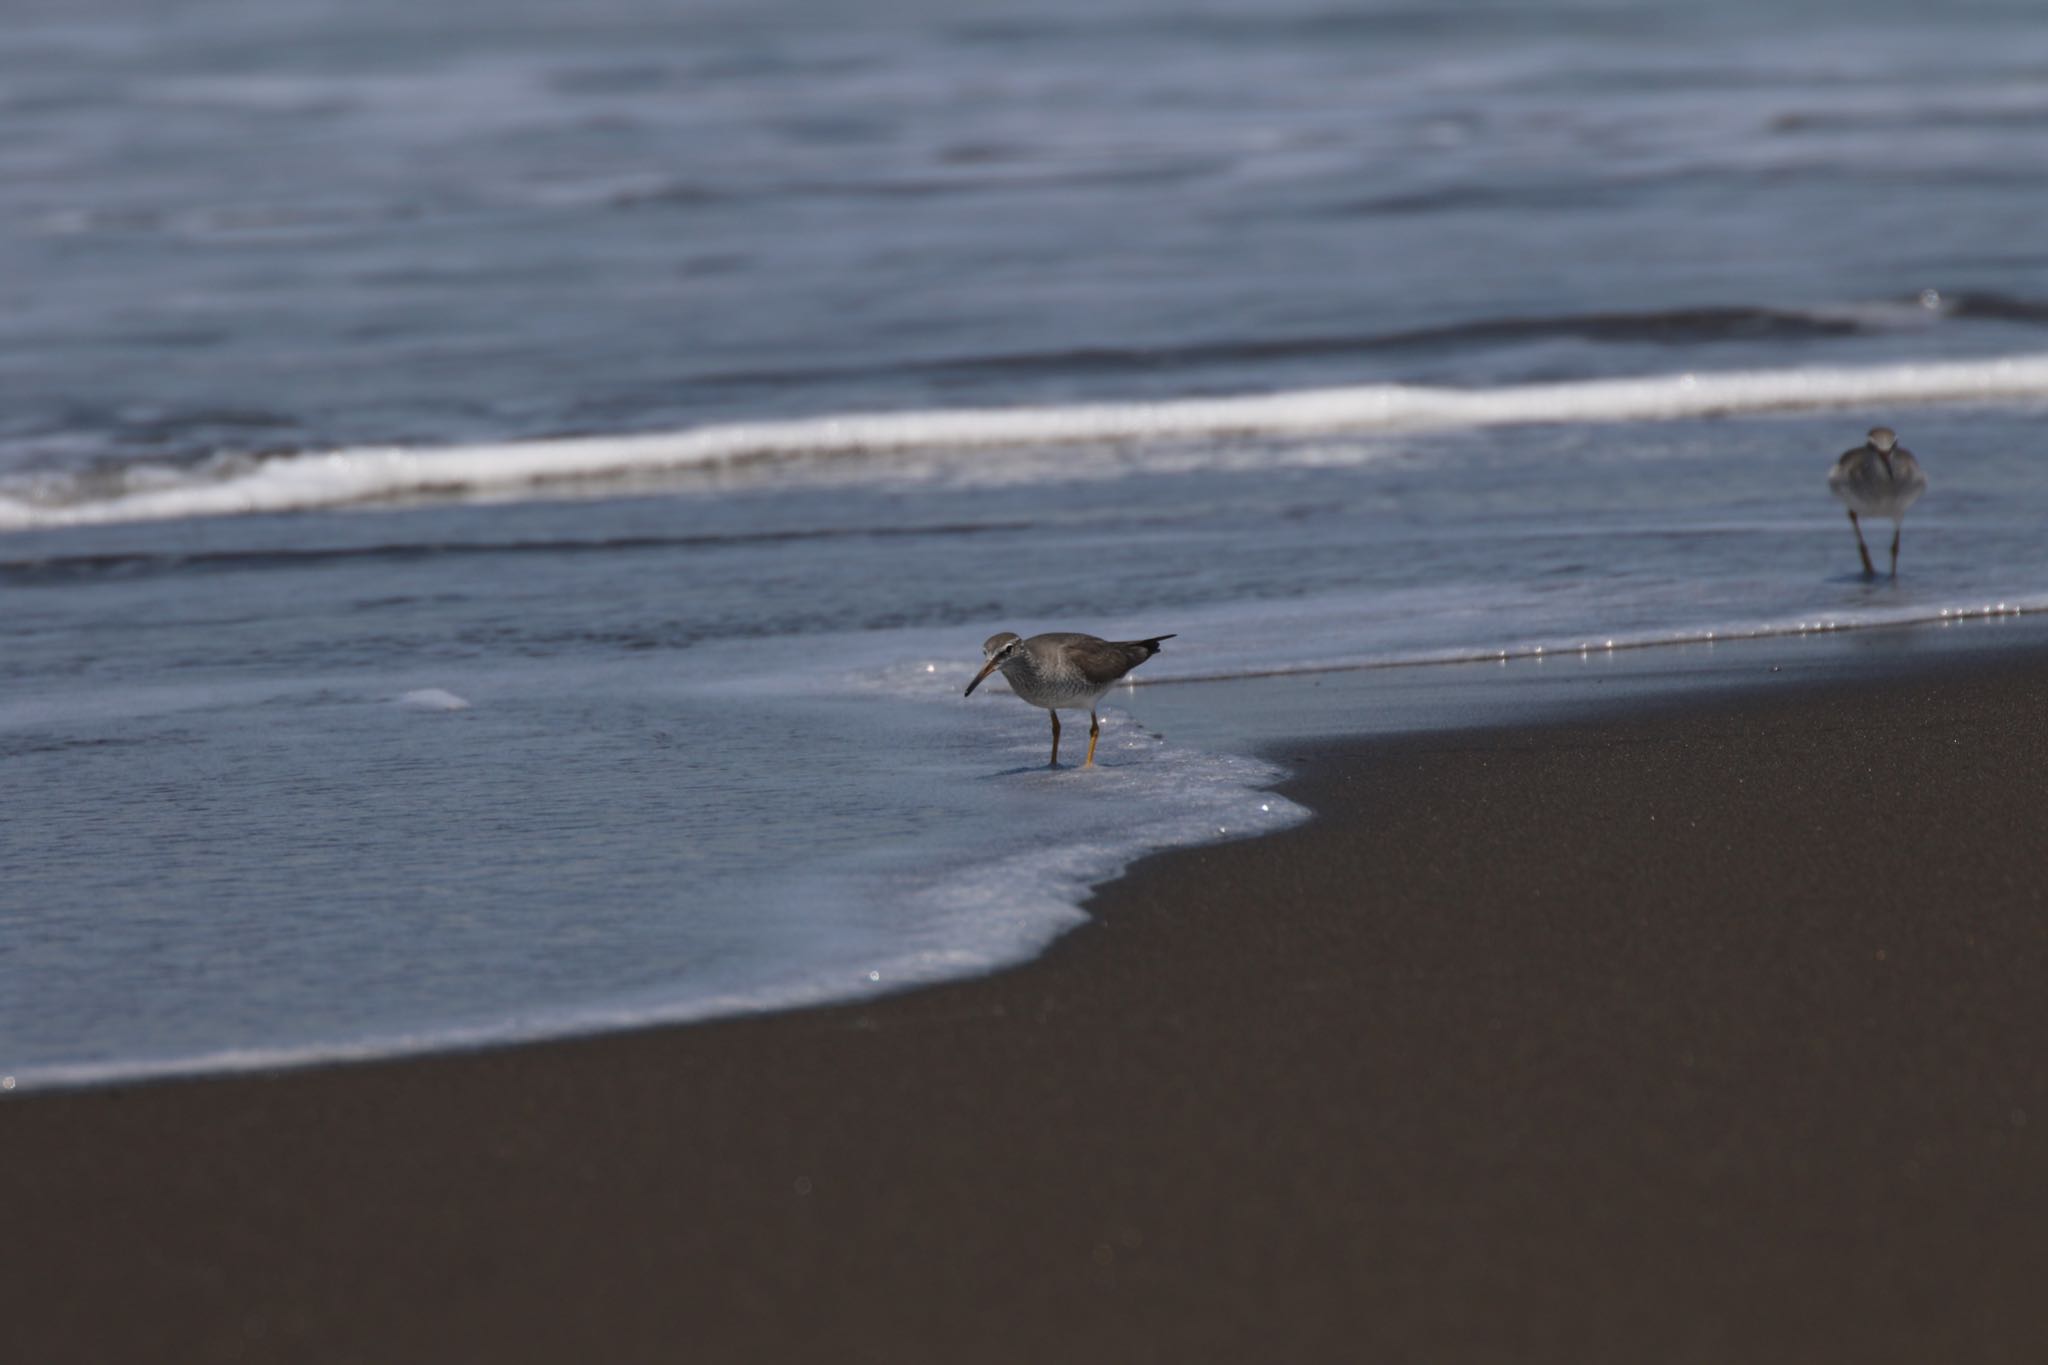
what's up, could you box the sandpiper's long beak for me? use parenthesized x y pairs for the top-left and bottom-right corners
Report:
(964, 658), (1001, 697)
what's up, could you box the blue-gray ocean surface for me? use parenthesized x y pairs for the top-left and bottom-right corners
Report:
(7, 0), (2048, 1087)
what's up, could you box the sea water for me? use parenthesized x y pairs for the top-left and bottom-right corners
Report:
(7, 0), (2048, 1088)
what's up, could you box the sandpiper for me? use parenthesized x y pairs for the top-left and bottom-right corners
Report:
(964, 631), (1174, 768)
(1828, 426), (1927, 578)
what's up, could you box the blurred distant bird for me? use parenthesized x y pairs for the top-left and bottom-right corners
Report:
(964, 631), (1174, 768)
(1828, 426), (1927, 578)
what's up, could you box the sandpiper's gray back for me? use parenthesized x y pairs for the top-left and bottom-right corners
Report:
(1022, 633), (1169, 690)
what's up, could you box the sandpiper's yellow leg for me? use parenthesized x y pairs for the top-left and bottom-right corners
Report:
(1048, 710), (1061, 768)
(1847, 510), (1875, 578)
(1084, 710), (1101, 767)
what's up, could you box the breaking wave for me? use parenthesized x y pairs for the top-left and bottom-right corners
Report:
(6, 351), (2048, 531)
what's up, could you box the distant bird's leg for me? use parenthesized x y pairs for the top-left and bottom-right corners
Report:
(1085, 710), (1101, 767)
(1890, 521), (1901, 578)
(1848, 510), (1875, 578)
(1048, 710), (1061, 768)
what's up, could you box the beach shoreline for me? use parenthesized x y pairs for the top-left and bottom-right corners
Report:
(8, 630), (2048, 1363)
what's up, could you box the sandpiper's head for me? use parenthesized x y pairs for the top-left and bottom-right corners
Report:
(965, 632), (1024, 696)
(1867, 426), (1897, 454)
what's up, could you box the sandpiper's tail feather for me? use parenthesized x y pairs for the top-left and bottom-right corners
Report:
(1121, 634), (1175, 661)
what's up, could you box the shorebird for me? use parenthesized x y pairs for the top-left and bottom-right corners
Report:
(1828, 426), (1927, 578)
(964, 631), (1174, 768)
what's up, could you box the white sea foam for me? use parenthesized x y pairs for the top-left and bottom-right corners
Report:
(395, 688), (472, 711)
(5, 353), (2048, 530)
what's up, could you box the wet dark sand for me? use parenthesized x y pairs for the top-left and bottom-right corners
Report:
(8, 642), (2048, 1364)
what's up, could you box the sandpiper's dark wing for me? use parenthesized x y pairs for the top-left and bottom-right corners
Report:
(1889, 445), (1928, 497)
(1828, 443), (1875, 496)
(1039, 632), (1174, 685)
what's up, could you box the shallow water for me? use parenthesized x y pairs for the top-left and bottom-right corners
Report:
(6, 0), (2048, 1087)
